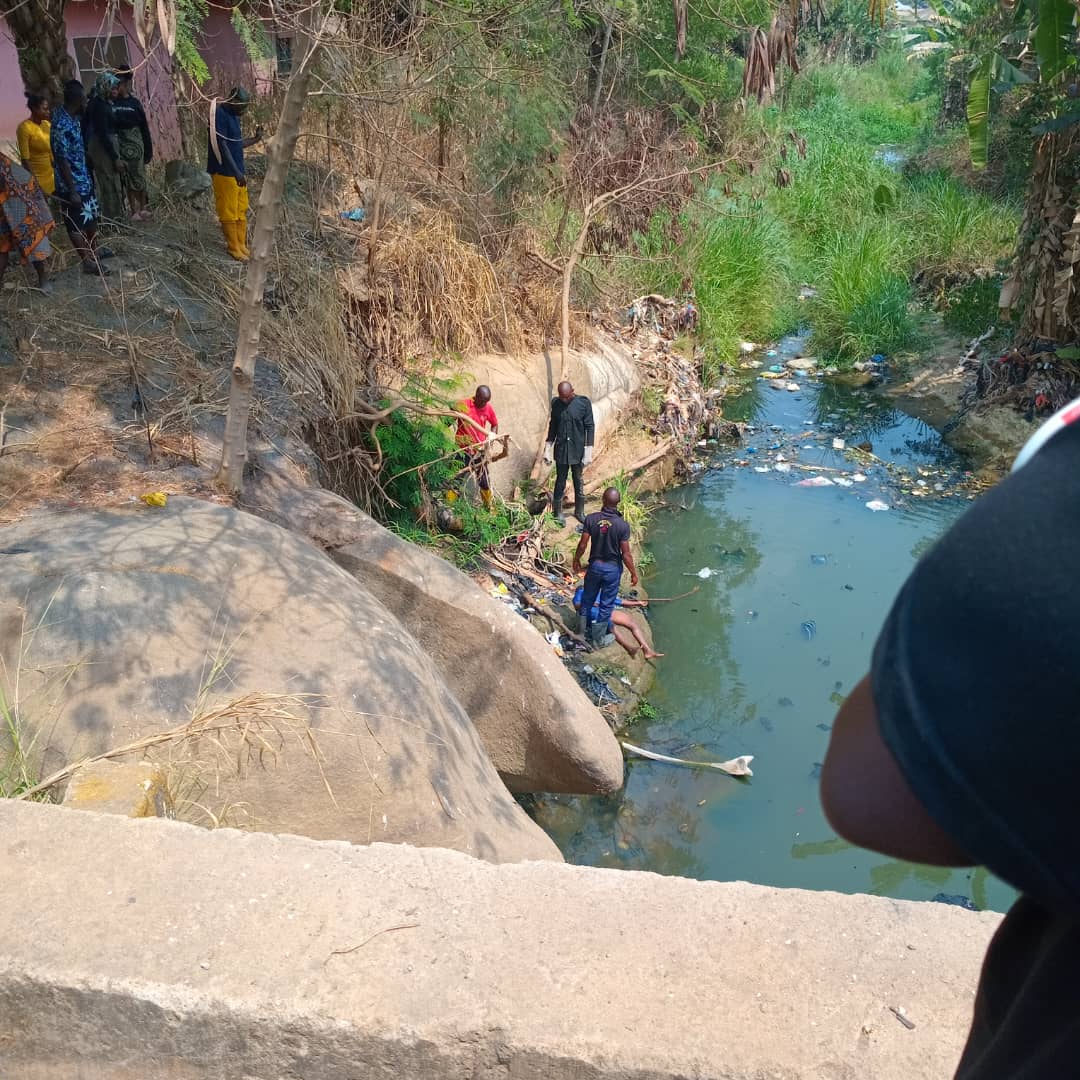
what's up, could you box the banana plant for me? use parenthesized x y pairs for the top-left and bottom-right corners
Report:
(893, 0), (1073, 167)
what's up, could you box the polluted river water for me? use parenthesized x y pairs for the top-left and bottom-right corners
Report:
(530, 333), (1015, 913)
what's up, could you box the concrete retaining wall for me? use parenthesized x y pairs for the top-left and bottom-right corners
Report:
(462, 337), (641, 491)
(0, 801), (1001, 1079)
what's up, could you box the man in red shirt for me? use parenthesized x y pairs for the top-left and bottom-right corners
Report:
(455, 385), (498, 508)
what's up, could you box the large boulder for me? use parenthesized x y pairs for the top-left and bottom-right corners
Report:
(244, 459), (625, 795)
(163, 159), (212, 199)
(0, 498), (560, 863)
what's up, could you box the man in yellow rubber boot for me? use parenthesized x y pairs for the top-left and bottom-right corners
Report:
(207, 87), (264, 261)
(455, 384), (499, 508)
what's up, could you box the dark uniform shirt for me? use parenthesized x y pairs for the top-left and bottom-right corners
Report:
(582, 507), (629, 565)
(871, 420), (1080, 1077)
(546, 395), (595, 465)
(208, 107), (244, 179)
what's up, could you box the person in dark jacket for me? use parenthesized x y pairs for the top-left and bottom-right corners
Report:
(84, 71), (125, 222)
(544, 380), (595, 525)
(113, 70), (153, 221)
(207, 87), (264, 261)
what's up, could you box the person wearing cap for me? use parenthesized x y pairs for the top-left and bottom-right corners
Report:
(207, 87), (264, 261)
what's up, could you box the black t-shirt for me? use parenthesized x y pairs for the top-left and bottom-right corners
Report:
(583, 507), (629, 564)
(871, 421), (1080, 1077)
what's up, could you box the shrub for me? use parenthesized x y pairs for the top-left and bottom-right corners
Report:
(373, 411), (459, 514)
(943, 275), (1004, 336)
(809, 225), (917, 363)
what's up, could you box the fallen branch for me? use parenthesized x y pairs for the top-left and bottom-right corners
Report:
(521, 589), (590, 649)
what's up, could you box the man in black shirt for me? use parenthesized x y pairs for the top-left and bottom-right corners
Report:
(572, 487), (639, 647)
(544, 380), (595, 525)
(820, 408), (1080, 1078)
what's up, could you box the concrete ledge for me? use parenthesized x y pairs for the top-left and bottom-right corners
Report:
(0, 801), (1001, 1079)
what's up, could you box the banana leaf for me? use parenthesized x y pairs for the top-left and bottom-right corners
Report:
(967, 54), (992, 169)
(1035, 0), (1076, 82)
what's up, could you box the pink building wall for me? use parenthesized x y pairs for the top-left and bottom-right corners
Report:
(0, 1), (261, 164)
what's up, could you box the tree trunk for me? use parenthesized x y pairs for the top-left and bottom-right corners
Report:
(1000, 127), (1080, 344)
(217, 35), (322, 494)
(560, 200), (595, 381)
(590, 21), (613, 115)
(1, 0), (76, 100)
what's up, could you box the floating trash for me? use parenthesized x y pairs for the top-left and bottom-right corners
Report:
(754, 466), (771, 473)
(797, 476), (834, 488)
(622, 741), (754, 777)
(832, 437), (846, 450)
(931, 893), (979, 912)
(852, 473), (868, 482)
(778, 697), (794, 707)
(816, 722), (832, 732)
(800, 620), (817, 641)
(809, 554), (828, 565)
(865, 499), (890, 512)
(684, 567), (715, 579)
(579, 671), (620, 705)
(785, 382), (801, 392)
(774, 462), (792, 473)
(809, 762), (823, 780)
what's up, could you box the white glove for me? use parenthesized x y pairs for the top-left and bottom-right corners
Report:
(543, 442), (554, 465)
(583, 446), (594, 465)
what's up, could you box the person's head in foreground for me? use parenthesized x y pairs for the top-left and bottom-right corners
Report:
(821, 398), (1080, 1078)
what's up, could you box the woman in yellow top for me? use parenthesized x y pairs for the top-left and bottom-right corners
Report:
(16, 95), (54, 197)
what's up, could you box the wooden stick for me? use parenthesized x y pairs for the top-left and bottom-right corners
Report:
(644, 586), (700, 602)
(521, 589), (591, 649)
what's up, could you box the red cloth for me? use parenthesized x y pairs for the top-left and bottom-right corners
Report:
(456, 398), (498, 448)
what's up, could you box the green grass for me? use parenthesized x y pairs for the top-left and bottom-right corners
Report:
(808, 224), (917, 364)
(609, 471), (654, 532)
(0, 686), (37, 798)
(904, 174), (1018, 277)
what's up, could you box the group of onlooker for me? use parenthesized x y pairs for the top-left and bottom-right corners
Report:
(0, 69), (153, 292)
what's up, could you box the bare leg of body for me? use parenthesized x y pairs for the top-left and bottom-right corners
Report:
(612, 610), (664, 659)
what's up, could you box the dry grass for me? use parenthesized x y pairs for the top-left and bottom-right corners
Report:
(343, 210), (522, 365)
(16, 691), (335, 805)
